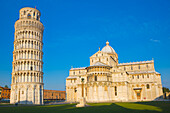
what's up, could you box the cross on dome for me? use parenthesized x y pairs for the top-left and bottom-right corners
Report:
(106, 40), (109, 45)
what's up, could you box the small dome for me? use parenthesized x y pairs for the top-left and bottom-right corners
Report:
(101, 41), (115, 54)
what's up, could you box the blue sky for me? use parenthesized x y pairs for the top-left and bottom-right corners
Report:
(0, 0), (170, 90)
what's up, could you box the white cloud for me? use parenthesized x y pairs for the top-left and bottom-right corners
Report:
(150, 39), (160, 43)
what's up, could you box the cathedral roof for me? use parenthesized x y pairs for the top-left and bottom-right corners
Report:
(101, 41), (116, 54)
(90, 62), (110, 67)
(127, 71), (160, 74)
(118, 60), (154, 66)
(70, 67), (86, 70)
(67, 76), (77, 79)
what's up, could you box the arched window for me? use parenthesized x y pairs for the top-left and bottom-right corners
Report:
(107, 76), (109, 81)
(124, 67), (126, 71)
(30, 66), (33, 71)
(142, 75), (144, 78)
(36, 15), (39, 20)
(27, 13), (31, 19)
(104, 85), (107, 91)
(73, 72), (75, 75)
(131, 66), (133, 70)
(132, 75), (134, 79)
(146, 64), (148, 68)
(75, 88), (77, 93)
(137, 75), (139, 79)
(138, 65), (140, 69)
(146, 84), (150, 89)
(95, 76), (97, 81)
(147, 74), (149, 78)
(115, 86), (117, 96)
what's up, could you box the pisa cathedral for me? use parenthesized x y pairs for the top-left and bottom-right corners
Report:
(66, 41), (163, 102)
(10, 7), (44, 104)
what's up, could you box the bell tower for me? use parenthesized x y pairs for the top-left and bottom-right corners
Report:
(10, 7), (44, 104)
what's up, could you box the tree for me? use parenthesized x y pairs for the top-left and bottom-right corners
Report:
(4, 85), (8, 88)
(162, 87), (170, 93)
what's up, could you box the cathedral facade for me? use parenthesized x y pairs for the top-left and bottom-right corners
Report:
(10, 7), (44, 104)
(66, 41), (163, 102)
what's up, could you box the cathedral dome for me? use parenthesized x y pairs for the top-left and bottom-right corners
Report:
(101, 41), (115, 54)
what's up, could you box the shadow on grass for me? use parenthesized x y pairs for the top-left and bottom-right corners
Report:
(65, 102), (169, 113)
(115, 102), (162, 112)
(0, 101), (170, 113)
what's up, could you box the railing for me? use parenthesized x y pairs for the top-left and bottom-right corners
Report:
(87, 71), (111, 75)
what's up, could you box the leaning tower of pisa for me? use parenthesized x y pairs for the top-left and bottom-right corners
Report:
(10, 7), (44, 104)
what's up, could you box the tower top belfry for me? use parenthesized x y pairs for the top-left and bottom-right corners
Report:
(19, 7), (41, 21)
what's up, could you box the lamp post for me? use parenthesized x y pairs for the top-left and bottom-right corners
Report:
(76, 78), (86, 107)
(81, 78), (84, 98)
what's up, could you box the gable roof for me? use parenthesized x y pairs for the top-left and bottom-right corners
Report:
(70, 67), (86, 70)
(90, 61), (110, 67)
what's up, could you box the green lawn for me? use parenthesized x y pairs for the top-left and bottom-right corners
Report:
(0, 103), (13, 106)
(0, 101), (170, 113)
